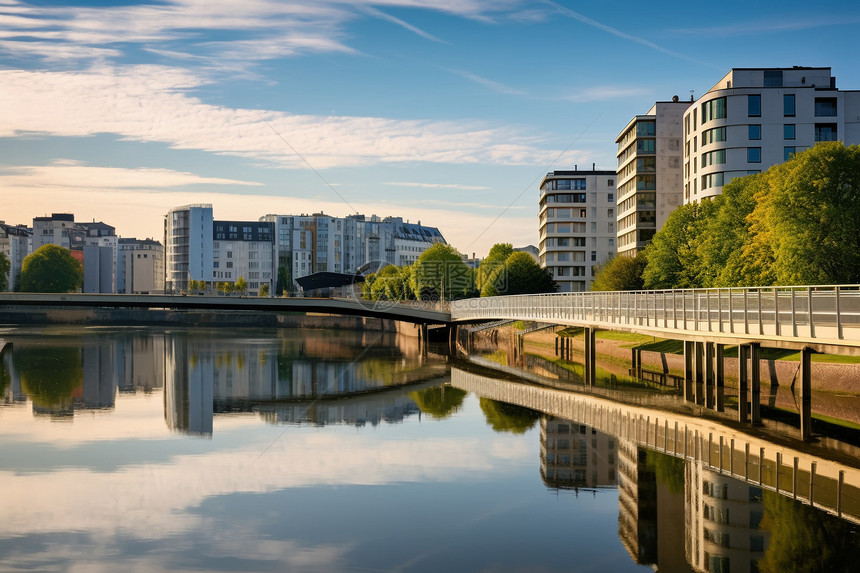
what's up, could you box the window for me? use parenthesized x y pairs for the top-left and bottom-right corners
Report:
(784, 94), (795, 117)
(764, 69), (783, 87)
(748, 125), (761, 140)
(748, 147), (761, 163)
(815, 124), (837, 142)
(748, 94), (761, 117)
(607, 193), (614, 202)
(784, 124), (795, 140)
(702, 97), (726, 124)
(591, 251), (597, 261)
(815, 97), (837, 117)
(784, 146), (796, 161)
(703, 127), (726, 145)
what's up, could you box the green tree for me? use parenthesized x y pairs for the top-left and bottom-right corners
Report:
(259, 283), (270, 297)
(276, 264), (291, 296)
(591, 252), (647, 291)
(748, 142), (860, 285)
(476, 243), (513, 292)
(14, 346), (83, 410)
(409, 386), (467, 419)
(234, 276), (247, 294)
(642, 200), (715, 289)
(481, 251), (556, 296)
(368, 264), (413, 301)
(479, 398), (541, 434)
(0, 252), (10, 292)
(19, 244), (83, 293)
(411, 243), (474, 301)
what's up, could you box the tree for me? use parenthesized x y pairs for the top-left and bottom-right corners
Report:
(591, 252), (647, 291)
(748, 142), (860, 285)
(14, 346), (83, 410)
(481, 251), (557, 296)
(0, 252), (10, 292)
(476, 243), (513, 292)
(642, 201), (715, 289)
(479, 398), (541, 434)
(19, 244), (83, 293)
(259, 283), (270, 297)
(276, 264), (291, 296)
(409, 386), (467, 419)
(234, 276), (247, 294)
(367, 264), (413, 301)
(411, 243), (475, 301)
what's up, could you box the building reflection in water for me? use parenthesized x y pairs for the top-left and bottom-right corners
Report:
(163, 329), (445, 436)
(540, 416), (617, 490)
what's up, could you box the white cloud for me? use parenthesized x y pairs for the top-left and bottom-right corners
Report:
(0, 66), (552, 170)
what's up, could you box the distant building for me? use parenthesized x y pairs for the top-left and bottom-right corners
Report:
(0, 222), (31, 291)
(539, 169), (617, 292)
(616, 98), (690, 256)
(540, 417), (618, 489)
(164, 204), (213, 294)
(212, 220), (275, 295)
(32, 213), (81, 251)
(513, 244), (539, 261)
(684, 66), (860, 203)
(118, 238), (164, 294)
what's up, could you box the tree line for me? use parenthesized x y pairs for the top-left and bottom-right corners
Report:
(593, 142), (860, 291)
(363, 242), (556, 302)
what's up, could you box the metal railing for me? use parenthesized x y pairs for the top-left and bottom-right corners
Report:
(450, 285), (860, 346)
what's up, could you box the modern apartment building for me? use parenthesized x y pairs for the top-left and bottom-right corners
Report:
(164, 204), (213, 294)
(616, 99), (690, 256)
(118, 238), (164, 294)
(684, 67), (860, 203)
(0, 222), (31, 291)
(212, 220), (275, 295)
(539, 169), (617, 292)
(539, 417), (618, 489)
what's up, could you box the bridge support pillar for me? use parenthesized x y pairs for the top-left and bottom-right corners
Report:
(419, 324), (429, 357)
(738, 344), (749, 423)
(800, 347), (813, 441)
(694, 342), (705, 405)
(751, 343), (761, 424)
(715, 343), (725, 412)
(631, 348), (638, 379)
(554, 336), (559, 357)
(584, 328), (596, 386)
(705, 342), (715, 409)
(683, 341), (694, 402)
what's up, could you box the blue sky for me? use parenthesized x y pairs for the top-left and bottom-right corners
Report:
(2, 0), (860, 256)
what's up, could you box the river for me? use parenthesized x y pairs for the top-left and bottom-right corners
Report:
(1, 326), (857, 572)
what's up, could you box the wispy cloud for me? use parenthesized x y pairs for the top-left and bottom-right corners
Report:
(555, 85), (651, 103)
(671, 14), (860, 37)
(0, 66), (553, 170)
(540, 0), (710, 67)
(361, 5), (447, 43)
(445, 67), (528, 96)
(383, 181), (490, 191)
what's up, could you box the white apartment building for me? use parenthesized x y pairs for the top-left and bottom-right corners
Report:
(32, 213), (81, 250)
(212, 220), (275, 295)
(616, 99), (690, 256)
(0, 222), (30, 291)
(539, 169), (617, 292)
(164, 204), (213, 294)
(118, 238), (164, 294)
(685, 67), (860, 203)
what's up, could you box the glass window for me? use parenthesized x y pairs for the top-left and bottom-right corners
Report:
(815, 124), (837, 142)
(784, 94), (795, 117)
(764, 70), (783, 87)
(815, 98), (837, 117)
(748, 94), (761, 117)
(749, 125), (761, 140)
(784, 146), (796, 161)
(784, 124), (795, 140)
(748, 147), (761, 163)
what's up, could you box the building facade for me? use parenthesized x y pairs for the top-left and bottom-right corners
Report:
(164, 204), (213, 294)
(539, 169), (617, 292)
(118, 238), (164, 294)
(616, 99), (690, 256)
(0, 222), (31, 291)
(212, 220), (275, 295)
(684, 67), (860, 203)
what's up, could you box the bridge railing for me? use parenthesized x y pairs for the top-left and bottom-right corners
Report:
(450, 285), (860, 343)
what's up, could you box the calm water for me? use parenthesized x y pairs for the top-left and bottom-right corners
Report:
(1, 326), (858, 572)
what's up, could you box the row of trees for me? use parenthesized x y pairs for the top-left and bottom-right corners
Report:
(594, 142), (860, 290)
(363, 242), (557, 301)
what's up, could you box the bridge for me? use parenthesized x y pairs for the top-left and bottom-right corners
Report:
(452, 365), (860, 526)
(0, 292), (450, 325)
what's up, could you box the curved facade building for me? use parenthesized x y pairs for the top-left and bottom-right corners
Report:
(683, 67), (860, 203)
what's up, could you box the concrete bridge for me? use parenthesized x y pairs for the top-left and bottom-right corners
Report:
(452, 365), (860, 526)
(0, 292), (450, 325)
